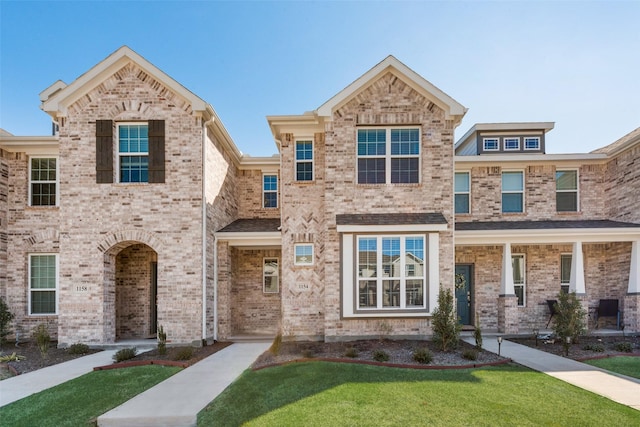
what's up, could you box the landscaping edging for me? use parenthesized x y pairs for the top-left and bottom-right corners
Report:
(576, 353), (640, 362)
(253, 356), (513, 371)
(94, 359), (189, 371)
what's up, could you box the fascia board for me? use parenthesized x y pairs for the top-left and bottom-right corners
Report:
(455, 228), (640, 245)
(238, 155), (280, 171)
(206, 105), (243, 165)
(266, 115), (324, 141)
(337, 224), (448, 233)
(213, 232), (282, 247)
(454, 153), (608, 166)
(0, 136), (59, 155)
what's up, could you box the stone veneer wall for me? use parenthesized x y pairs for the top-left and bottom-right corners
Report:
(605, 144), (640, 224)
(0, 151), (8, 304)
(55, 62), (205, 345)
(236, 169), (280, 219)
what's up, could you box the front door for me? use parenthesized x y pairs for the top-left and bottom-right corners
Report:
(455, 264), (472, 325)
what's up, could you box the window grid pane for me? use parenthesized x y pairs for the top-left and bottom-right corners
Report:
(120, 156), (149, 183)
(263, 175), (278, 208)
(358, 158), (385, 184)
(390, 158), (419, 183)
(30, 255), (56, 314)
(119, 124), (149, 183)
(524, 137), (540, 150)
(30, 158), (57, 206)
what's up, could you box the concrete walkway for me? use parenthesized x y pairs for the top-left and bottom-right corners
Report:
(463, 336), (640, 410)
(97, 342), (270, 427)
(0, 349), (118, 407)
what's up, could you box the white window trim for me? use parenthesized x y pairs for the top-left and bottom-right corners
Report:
(560, 253), (572, 293)
(483, 137), (500, 151)
(454, 171), (471, 214)
(263, 257), (279, 293)
(503, 137), (520, 151)
(556, 169), (580, 212)
(28, 156), (59, 207)
(524, 136), (541, 150)
(28, 253), (59, 316)
(357, 127), (421, 184)
(117, 122), (149, 184)
(502, 170), (525, 213)
(294, 243), (314, 266)
(295, 139), (314, 182)
(262, 174), (278, 209)
(512, 253), (526, 307)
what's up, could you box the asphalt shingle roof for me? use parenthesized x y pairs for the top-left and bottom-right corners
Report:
(216, 218), (281, 233)
(336, 212), (447, 226)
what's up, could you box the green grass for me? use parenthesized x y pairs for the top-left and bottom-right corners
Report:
(199, 362), (640, 427)
(0, 365), (180, 427)
(584, 356), (640, 379)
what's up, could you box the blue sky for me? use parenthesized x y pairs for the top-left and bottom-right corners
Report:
(1, 1), (638, 156)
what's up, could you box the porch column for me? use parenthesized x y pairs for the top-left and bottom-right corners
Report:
(569, 241), (586, 294)
(624, 240), (640, 332)
(498, 243), (518, 334)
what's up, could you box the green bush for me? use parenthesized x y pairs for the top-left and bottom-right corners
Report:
(412, 348), (433, 364)
(269, 332), (282, 356)
(343, 347), (358, 358)
(0, 352), (25, 362)
(33, 323), (50, 359)
(372, 349), (389, 362)
(157, 325), (167, 356)
(0, 296), (15, 349)
(113, 347), (137, 363)
(582, 343), (605, 353)
(432, 287), (462, 351)
(551, 291), (586, 352)
(462, 349), (479, 361)
(474, 312), (483, 350)
(172, 347), (194, 361)
(614, 342), (633, 353)
(67, 343), (90, 355)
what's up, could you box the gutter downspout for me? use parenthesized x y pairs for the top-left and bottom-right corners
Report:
(202, 117), (214, 343)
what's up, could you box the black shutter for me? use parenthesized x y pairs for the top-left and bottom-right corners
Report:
(96, 120), (113, 183)
(148, 120), (165, 183)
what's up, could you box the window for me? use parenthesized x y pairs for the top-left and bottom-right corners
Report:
(295, 140), (313, 181)
(357, 235), (425, 310)
(454, 172), (470, 214)
(483, 138), (499, 151)
(118, 123), (149, 183)
(560, 254), (572, 294)
(502, 171), (524, 213)
(263, 258), (279, 293)
(556, 170), (578, 212)
(263, 175), (278, 208)
(294, 244), (313, 265)
(524, 137), (540, 150)
(357, 128), (420, 184)
(29, 254), (57, 315)
(29, 158), (57, 206)
(504, 137), (520, 151)
(512, 254), (525, 306)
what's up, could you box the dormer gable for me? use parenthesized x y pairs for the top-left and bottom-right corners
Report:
(455, 122), (554, 156)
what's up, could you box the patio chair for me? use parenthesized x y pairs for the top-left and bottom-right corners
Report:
(546, 299), (558, 328)
(595, 299), (621, 330)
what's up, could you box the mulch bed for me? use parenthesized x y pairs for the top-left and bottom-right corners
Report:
(2, 342), (102, 376)
(508, 334), (640, 361)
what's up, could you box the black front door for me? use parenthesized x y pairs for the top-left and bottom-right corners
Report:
(455, 264), (472, 325)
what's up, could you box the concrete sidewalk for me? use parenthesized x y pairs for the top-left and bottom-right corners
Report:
(0, 349), (118, 407)
(464, 336), (640, 410)
(97, 342), (270, 427)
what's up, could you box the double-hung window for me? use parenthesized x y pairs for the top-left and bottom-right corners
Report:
(295, 140), (313, 181)
(29, 158), (57, 206)
(454, 172), (470, 214)
(29, 254), (58, 315)
(263, 174), (278, 208)
(502, 171), (524, 213)
(118, 123), (149, 183)
(357, 235), (425, 310)
(556, 170), (578, 212)
(263, 258), (279, 293)
(560, 254), (572, 294)
(512, 254), (525, 306)
(357, 128), (420, 184)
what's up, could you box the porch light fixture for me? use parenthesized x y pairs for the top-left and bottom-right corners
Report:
(533, 328), (539, 346)
(497, 336), (503, 356)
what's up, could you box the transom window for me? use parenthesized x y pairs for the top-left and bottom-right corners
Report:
(357, 235), (425, 310)
(454, 172), (470, 214)
(524, 137), (540, 150)
(502, 171), (524, 213)
(556, 170), (578, 212)
(29, 254), (58, 315)
(504, 137), (520, 151)
(512, 254), (525, 307)
(560, 254), (572, 294)
(119, 124), (149, 183)
(263, 174), (278, 208)
(483, 138), (499, 151)
(357, 128), (420, 184)
(263, 258), (279, 293)
(295, 140), (313, 181)
(30, 157), (57, 206)
(294, 244), (313, 265)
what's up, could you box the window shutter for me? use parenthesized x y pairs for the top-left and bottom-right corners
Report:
(96, 120), (113, 183)
(148, 120), (165, 183)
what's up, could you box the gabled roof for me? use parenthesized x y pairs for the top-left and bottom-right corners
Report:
(455, 122), (554, 154)
(592, 126), (640, 156)
(315, 55), (467, 124)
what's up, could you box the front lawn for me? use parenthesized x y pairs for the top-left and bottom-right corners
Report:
(199, 362), (640, 426)
(584, 356), (640, 379)
(0, 365), (180, 427)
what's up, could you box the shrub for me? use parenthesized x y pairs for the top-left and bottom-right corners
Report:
(377, 320), (393, 342)
(33, 323), (50, 359)
(582, 343), (605, 353)
(551, 291), (586, 352)
(0, 352), (25, 362)
(432, 287), (462, 351)
(462, 349), (479, 361)
(343, 347), (358, 358)
(172, 347), (194, 361)
(614, 342), (633, 353)
(113, 347), (137, 362)
(67, 343), (90, 355)
(0, 297), (15, 350)
(372, 349), (389, 362)
(157, 325), (167, 356)
(474, 312), (483, 350)
(269, 332), (282, 356)
(412, 347), (433, 364)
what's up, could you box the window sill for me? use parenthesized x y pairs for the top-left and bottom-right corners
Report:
(556, 211), (582, 215)
(26, 206), (59, 209)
